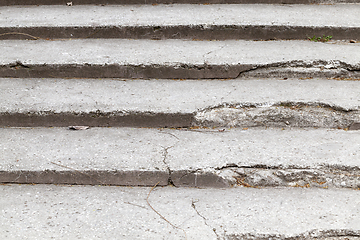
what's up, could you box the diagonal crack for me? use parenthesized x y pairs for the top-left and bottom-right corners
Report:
(162, 146), (175, 186)
(191, 200), (221, 240)
(159, 130), (180, 186)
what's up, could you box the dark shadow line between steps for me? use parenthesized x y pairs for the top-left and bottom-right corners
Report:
(1, 26), (359, 41)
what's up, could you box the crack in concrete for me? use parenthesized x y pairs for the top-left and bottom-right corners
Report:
(191, 200), (221, 240)
(159, 130), (181, 186)
(162, 146), (175, 186)
(202, 43), (228, 60)
(9, 60), (30, 69)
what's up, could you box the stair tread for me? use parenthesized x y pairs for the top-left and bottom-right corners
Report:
(1, 127), (359, 188)
(2, 0), (360, 5)
(1, 184), (360, 239)
(1, 4), (359, 40)
(1, 39), (360, 79)
(1, 78), (360, 128)
(1, 78), (359, 112)
(3, 39), (358, 65)
(1, 4), (359, 28)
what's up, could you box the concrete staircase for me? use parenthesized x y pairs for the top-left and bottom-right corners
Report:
(1, 1), (360, 239)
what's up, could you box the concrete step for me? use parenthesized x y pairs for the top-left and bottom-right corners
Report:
(1, 127), (360, 188)
(1, 4), (359, 40)
(1, 39), (360, 79)
(2, 184), (360, 239)
(1, 78), (359, 128)
(2, 0), (360, 5)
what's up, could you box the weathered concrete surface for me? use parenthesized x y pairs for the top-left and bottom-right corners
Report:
(165, 128), (360, 189)
(1, 78), (359, 128)
(0, 127), (174, 186)
(1, 39), (359, 79)
(1, 184), (360, 239)
(1, 0), (359, 5)
(194, 103), (360, 129)
(1, 4), (359, 40)
(1, 127), (359, 188)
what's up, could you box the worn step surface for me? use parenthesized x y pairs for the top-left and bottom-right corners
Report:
(1, 184), (360, 239)
(1, 4), (359, 40)
(1, 78), (359, 128)
(1, 127), (359, 188)
(1, 0), (359, 5)
(2, 39), (360, 79)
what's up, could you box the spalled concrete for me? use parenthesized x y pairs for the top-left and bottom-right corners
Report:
(1, 39), (359, 79)
(1, 4), (359, 40)
(1, 184), (360, 239)
(1, 78), (359, 128)
(194, 103), (360, 129)
(1, 127), (359, 188)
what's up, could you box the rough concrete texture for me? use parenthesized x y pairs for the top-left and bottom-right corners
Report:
(1, 4), (359, 40)
(194, 103), (360, 129)
(1, 39), (359, 79)
(1, 127), (359, 188)
(1, 184), (360, 239)
(1, 0), (359, 5)
(1, 78), (359, 128)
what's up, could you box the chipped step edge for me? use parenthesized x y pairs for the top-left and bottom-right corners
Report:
(174, 165), (360, 189)
(1, 0), (359, 5)
(1, 165), (360, 189)
(194, 103), (360, 130)
(1, 102), (360, 129)
(2, 60), (360, 79)
(1, 26), (359, 41)
(229, 229), (360, 240)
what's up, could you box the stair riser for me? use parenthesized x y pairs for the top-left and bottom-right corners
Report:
(2, 64), (360, 79)
(2, 0), (359, 5)
(0, 64), (245, 79)
(0, 112), (193, 128)
(1, 111), (359, 129)
(2, 26), (359, 40)
(2, 168), (359, 189)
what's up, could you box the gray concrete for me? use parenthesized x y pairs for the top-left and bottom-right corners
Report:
(1, 78), (359, 128)
(3, 5), (358, 28)
(1, 4), (359, 40)
(1, 39), (360, 79)
(1, 184), (360, 239)
(1, 127), (360, 188)
(1, 0), (359, 5)
(165, 127), (360, 188)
